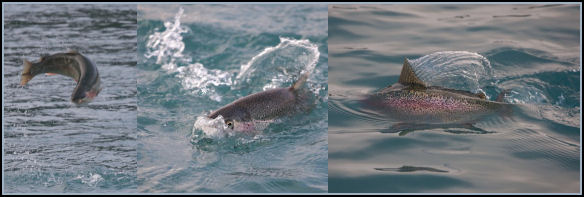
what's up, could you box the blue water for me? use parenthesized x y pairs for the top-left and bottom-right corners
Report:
(136, 5), (328, 193)
(328, 4), (580, 193)
(3, 4), (138, 193)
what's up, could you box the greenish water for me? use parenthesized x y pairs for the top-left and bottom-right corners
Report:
(136, 5), (328, 193)
(328, 4), (580, 193)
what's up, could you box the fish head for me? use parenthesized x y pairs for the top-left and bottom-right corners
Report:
(72, 82), (102, 105)
(72, 91), (91, 104)
(208, 103), (260, 133)
(223, 119), (259, 133)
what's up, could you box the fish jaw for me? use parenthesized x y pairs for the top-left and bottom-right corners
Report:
(72, 87), (101, 104)
(232, 121), (258, 133)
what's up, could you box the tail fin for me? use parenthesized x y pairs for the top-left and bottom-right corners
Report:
(496, 89), (511, 102)
(20, 59), (34, 86)
(291, 72), (309, 91)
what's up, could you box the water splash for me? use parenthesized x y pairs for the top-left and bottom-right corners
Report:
(409, 51), (494, 97)
(175, 63), (233, 102)
(74, 173), (104, 187)
(144, 7), (232, 102)
(145, 8), (321, 103)
(236, 37), (321, 92)
(144, 7), (190, 67)
(193, 115), (233, 139)
(145, 8), (322, 138)
(499, 77), (549, 104)
(191, 36), (320, 137)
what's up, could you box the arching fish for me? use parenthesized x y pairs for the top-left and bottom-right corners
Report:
(208, 73), (312, 133)
(364, 59), (510, 135)
(20, 50), (102, 104)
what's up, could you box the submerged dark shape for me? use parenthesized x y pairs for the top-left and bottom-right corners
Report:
(364, 58), (511, 135)
(208, 73), (312, 132)
(21, 50), (102, 104)
(374, 166), (449, 173)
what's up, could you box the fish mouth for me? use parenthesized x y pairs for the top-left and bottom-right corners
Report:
(72, 89), (100, 104)
(73, 97), (92, 105)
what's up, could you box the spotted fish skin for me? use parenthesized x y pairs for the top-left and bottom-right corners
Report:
(368, 85), (505, 123)
(208, 87), (300, 122)
(365, 58), (509, 124)
(208, 73), (312, 132)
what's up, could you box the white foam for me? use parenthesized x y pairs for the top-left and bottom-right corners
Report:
(145, 7), (190, 66)
(409, 51), (494, 96)
(144, 7), (232, 102)
(193, 115), (233, 139)
(236, 37), (320, 93)
(176, 63), (233, 102)
(146, 8), (323, 137)
(145, 8), (321, 101)
(75, 173), (104, 187)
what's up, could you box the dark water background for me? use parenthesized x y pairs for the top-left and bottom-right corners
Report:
(328, 4), (580, 193)
(137, 5), (328, 193)
(3, 4), (138, 193)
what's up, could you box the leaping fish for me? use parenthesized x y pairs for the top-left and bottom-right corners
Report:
(20, 50), (102, 104)
(208, 73), (312, 133)
(364, 58), (510, 134)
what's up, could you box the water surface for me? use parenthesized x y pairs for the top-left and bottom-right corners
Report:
(3, 4), (138, 193)
(137, 5), (328, 193)
(328, 4), (580, 193)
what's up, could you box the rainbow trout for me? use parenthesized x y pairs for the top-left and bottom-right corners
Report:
(364, 59), (510, 133)
(21, 50), (102, 104)
(208, 73), (311, 132)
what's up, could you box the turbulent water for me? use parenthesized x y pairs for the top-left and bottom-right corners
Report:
(137, 5), (328, 193)
(328, 4), (580, 193)
(3, 4), (138, 193)
(2, 3), (580, 194)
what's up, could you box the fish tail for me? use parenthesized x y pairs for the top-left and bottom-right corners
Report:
(291, 72), (309, 91)
(496, 89), (511, 102)
(20, 59), (34, 86)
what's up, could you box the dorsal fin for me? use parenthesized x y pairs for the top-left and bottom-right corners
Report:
(398, 58), (426, 87)
(67, 49), (79, 54)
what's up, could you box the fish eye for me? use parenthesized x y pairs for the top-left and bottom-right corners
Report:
(225, 120), (234, 129)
